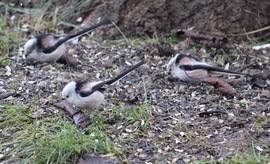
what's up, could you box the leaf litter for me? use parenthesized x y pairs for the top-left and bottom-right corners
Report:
(1, 36), (270, 163)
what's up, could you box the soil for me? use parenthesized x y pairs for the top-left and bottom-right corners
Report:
(1, 37), (270, 163)
(7, 0), (270, 40)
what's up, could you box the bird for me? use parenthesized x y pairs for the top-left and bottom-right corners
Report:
(23, 19), (111, 65)
(166, 53), (250, 82)
(61, 60), (146, 109)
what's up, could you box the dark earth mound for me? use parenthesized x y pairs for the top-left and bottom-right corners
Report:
(7, 0), (270, 40)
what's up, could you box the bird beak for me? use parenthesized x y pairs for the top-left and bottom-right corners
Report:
(60, 93), (65, 100)
(166, 70), (171, 75)
(21, 49), (27, 59)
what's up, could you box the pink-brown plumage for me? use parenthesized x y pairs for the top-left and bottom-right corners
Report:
(167, 54), (249, 82)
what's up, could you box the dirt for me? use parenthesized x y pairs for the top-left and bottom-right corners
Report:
(1, 37), (270, 163)
(7, 0), (270, 40)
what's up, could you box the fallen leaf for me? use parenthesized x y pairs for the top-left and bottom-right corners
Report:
(202, 77), (237, 96)
(53, 100), (90, 129)
(0, 91), (16, 100)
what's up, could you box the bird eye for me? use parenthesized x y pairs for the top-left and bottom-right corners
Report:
(61, 93), (69, 99)
(23, 50), (30, 56)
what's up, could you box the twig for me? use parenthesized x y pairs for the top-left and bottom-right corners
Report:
(198, 110), (228, 117)
(209, 25), (270, 37)
(0, 91), (16, 100)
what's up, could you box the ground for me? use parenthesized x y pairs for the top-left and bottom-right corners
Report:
(1, 37), (270, 163)
(0, 1), (270, 163)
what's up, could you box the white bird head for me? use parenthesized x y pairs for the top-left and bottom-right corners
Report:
(166, 55), (179, 78)
(23, 38), (37, 57)
(61, 81), (77, 99)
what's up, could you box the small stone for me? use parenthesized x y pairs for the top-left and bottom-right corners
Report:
(41, 65), (52, 71)
(103, 59), (113, 69)
(76, 17), (83, 23)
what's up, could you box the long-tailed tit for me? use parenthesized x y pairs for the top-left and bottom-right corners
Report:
(61, 60), (146, 109)
(167, 54), (250, 82)
(23, 19), (111, 64)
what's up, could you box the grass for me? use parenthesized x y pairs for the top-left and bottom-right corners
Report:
(112, 22), (131, 47)
(122, 104), (152, 133)
(168, 32), (181, 44)
(0, 3), (24, 66)
(0, 0), (96, 66)
(0, 103), (153, 163)
(0, 2), (153, 161)
(7, 0), (93, 33)
(228, 153), (270, 164)
(0, 0), (103, 67)
(0, 104), (120, 163)
(198, 151), (270, 164)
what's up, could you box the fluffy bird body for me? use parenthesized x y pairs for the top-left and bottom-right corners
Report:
(61, 81), (105, 109)
(167, 54), (249, 82)
(61, 60), (146, 110)
(24, 34), (67, 63)
(23, 19), (111, 64)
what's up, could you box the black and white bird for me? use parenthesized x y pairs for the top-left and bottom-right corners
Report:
(61, 60), (146, 109)
(166, 54), (250, 82)
(23, 19), (111, 64)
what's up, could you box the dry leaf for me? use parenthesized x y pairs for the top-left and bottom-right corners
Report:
(202, 77), (237, 96)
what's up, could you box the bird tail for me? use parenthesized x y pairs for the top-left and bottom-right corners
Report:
(43, 19), (111, 53)
(83, 60), (146, 97)
(180, 64), (250, 77)
(209, 70), (250, 77)
(67, 19), (111, 40)
(105, 60), (147, 85)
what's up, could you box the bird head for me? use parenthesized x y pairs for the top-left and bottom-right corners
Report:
(166, 55), (178, 77)
(23, 38), (37, 57)
(61, 81), (76, 99)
